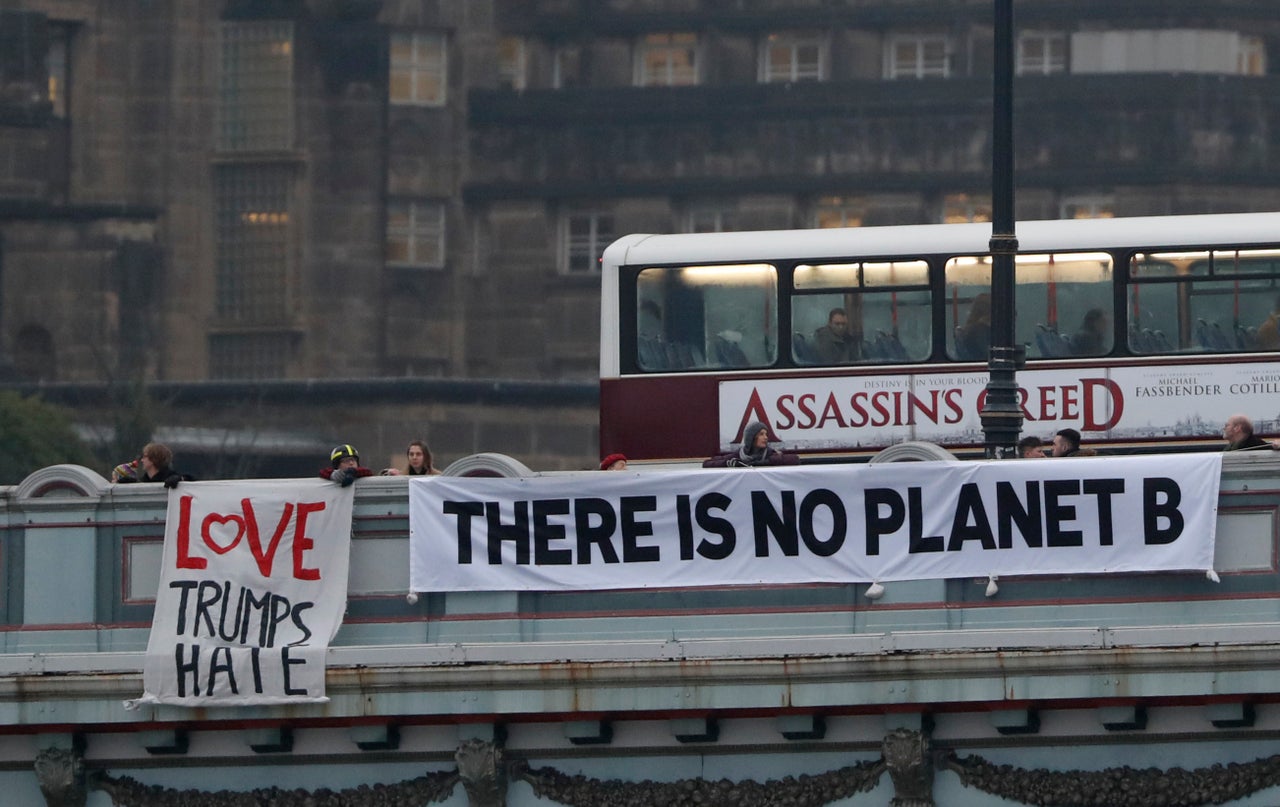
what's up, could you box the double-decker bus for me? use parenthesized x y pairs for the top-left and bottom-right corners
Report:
(599, 212), (1280, 464)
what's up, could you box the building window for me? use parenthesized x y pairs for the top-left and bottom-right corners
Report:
(552, 45), (581, 89)
(1017, 31), (1066, 75)
(942, 193), (991, 224)
(214, 165), (294, 324)
(760, 33), (826, 83)
(562, 210), (614, 274)
(1239, 35), (1266, 75)
(390, 31), (446, 106)
(814, 196), (866, 228)
(46, 25), (70, 119)
(497, 36), (527, 90)
(209, 332), (294, 380)
(218, 21), (295, 152)
(1061, 195), (1115, 219)
(886, 35), (950, 79)
(635, 33), (699, 87)
(387, 201), (445, 268)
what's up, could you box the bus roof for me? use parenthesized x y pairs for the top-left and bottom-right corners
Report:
(601, 211), (1280, 268)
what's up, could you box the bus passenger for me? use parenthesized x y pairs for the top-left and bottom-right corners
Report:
(703, 422), (799, 468)
(1071, 308), (1109, 355)
(813, 308), (860, 363)
(1256, 296), (1280, 350)
(955, 293), (991, 360)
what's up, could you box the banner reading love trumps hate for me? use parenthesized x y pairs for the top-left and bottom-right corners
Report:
(131, 480), (353, 708)
(409, 454), (1222, 592)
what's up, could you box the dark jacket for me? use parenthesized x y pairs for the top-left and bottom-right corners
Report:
(321, 466), (375, 485)
(1226, 434), (1271, 451)
(703, 421), (800, 468)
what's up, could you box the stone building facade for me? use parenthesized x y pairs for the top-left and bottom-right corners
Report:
(1, 0), (1280, 470)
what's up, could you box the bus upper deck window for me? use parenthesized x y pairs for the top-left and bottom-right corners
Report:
(634, 263), (777, 371)
(793, 260), (931, 364)
(946, 252), (1113, 360)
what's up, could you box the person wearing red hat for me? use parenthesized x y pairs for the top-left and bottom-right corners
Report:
(600, 453), (628, 471)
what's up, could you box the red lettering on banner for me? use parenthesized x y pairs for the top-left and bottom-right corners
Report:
(177, 495), (207, 570)
(292, 502), (326, 581)
(173, 496), (327, 580)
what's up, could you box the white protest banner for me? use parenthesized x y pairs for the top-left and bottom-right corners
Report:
(131, 480), (353, 707)
(410, 454), (1221, 592)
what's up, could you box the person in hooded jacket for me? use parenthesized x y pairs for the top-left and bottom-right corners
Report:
(703, 422), (800, 468)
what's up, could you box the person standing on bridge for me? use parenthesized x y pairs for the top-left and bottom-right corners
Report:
(1222, 415), (1279, 451)
(322, 444), (375, 486)
(703, 422), (799, 468)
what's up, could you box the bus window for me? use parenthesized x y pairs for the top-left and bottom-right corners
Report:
(793, 260), (931, 364)
(1018, 252), (1113, 357)
(1131, 249), (1280, 353)
(1127, 257), (1179, 353)
(945, 258), (991, 360)
(946, 253), (1113, 359)
(635, 263), (777, 371)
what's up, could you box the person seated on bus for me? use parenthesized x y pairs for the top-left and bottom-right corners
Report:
(1071, 308), (1110, 355)
(1256, 296), (1280, 350)
(955, 293), (991, 360)
(703, 421), (799, 468)
(812, 308), (861, 363)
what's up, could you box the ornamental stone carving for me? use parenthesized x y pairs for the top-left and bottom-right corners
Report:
(92, 769), (460, 806)
(883, 728), (934, 807)
(34, 747), (87, 807)
(515, 758), (887, 806)
(945, 750), (1280, 806)
(456, 739), (508, 807)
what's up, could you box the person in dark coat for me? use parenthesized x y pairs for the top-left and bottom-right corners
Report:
(703, 422), (799, 468)
(113, 442), (191, 488)
(1222, 415), (1278, 451)
(1051, 428), (1082, 457)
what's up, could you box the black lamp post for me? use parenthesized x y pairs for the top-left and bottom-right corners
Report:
(981, 0), (1024, 458)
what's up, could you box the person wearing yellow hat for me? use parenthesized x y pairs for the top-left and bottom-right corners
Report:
(320, 444), (374, 486)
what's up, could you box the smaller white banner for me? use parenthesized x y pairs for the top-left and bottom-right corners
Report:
(132, 480), (354, 707)
(410, 454), (1221, 592)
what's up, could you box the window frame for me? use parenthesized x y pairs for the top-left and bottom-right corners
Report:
(634, 32), (700, 87)
(759, 32), (828, 83)
(217, 20), (296, 152)
(885, 35), (951, 79)
(1016, 31), (1067, 76)
(390, 31), (447, 107)
(561, 210), (615, 274)
(386, 200), (446, 269)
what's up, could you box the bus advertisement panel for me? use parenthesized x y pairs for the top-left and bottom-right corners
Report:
(716, 359), (1280, 451)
